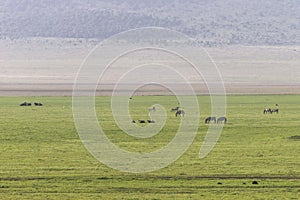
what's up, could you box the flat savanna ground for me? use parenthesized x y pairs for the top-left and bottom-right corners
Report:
(0, 95), (299, 199)
(1, 39), (299, 96)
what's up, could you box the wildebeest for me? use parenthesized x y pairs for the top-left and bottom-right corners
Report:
(132, 120), (136, 123)
(138, 120), (146, 123)
(149, 106), (156, 112)
(147, 119), (155, 123)
(205, 116), (216, 124)
(252, 181), (258, 185)
(171, 107), (179, 112)
(34, 102), (43, 106)
(19, 102), (31, 106)
(217, 117), (227, 124)
(175, 110), (185, 117)
(19, 102), (26, 106)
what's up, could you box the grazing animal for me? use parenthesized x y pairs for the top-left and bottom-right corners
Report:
(252, 181), (258, 185)
(132, 120), (136, 123)
(20, 102), (27, 106)
(171, 107), (179, 112)
(34, 102), (43, 106)
(148, 106), (156, 112)
(205, 116), (216, 124)
(147, 119), (155, 123)
(263, 108), (272, 114)
(217, 117), (227, 124)
(263, 108), (278, 114)
(175, 110), (185, 117)
(138, 120), (146, 123)
(271, 108), (279, 114)
(19, 102), (31, 106)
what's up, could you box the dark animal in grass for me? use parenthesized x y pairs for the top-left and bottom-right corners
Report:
(20, 102), (31, 106)
(147, 120), (155, 123)
(263, 108), (279, 114)
(205, 116), (216, 124)
(34, 102), (43, 106)
(217, 182), (222, 185)
(19, 102), (27, 106)
(175, 110), (185, 117)
(171, 107), (179, 112)
(217, 117), (227, 124)
(271, 108), (278, 114)
(263, 108), (272, 114)
(252, 181), (258, 185)
(132, 120), (136, 123)
(288, 135), (300, 140)
(138, 120), (146, 123)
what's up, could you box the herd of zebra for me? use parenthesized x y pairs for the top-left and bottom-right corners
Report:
(19, 98), (278, 126)
(170, 106), (227, 124)
(204, 116), (227, 124)
(133, 106), (227, 124)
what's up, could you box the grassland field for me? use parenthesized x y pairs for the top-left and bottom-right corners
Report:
(0, 95), (299, 199)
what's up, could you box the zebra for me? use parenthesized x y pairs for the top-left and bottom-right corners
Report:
(217, 117), (227, 124)
(175, 110), (185, 117)
(205, 116), (216, 124)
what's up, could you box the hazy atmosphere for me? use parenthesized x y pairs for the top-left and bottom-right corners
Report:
(1, 1), (300, 199)
(0, 0), (299, 95)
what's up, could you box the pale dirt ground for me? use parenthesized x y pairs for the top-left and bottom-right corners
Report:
(0, 38), (299, 96)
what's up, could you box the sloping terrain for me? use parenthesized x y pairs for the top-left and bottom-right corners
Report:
(0, 0), (299, 45)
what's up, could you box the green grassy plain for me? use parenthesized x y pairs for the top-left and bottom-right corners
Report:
(0, 95), (299, 199)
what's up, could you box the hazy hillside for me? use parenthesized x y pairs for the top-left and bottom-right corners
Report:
(0, 0), (299, 45)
